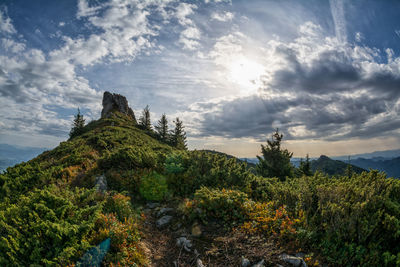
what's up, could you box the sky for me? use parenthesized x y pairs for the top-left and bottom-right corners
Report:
(1, 0), (400, 158)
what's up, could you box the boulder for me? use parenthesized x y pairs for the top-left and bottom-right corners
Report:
(191, 223), (202, 237)
(241, 257), (251, 267)
(196, 258), (205, 267)
(176, 237), (192, 252)
(157, 207), (174, 217)
(94, 174), (107, 192)
(279, 254), (307, 267)
(156, 215), (173, 228)
(101, 91), (136, 122)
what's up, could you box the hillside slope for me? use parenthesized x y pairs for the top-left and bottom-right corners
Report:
(2, 93), (400, 266)
(311, 155), (366, 176)
(0, 112), (178, 266)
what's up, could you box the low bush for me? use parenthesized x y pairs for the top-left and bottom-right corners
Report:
(93, 213), (147, 266)
(139, 171), (169, 201)
(241, 202), (302, 243)
(187, 187), (250, 226)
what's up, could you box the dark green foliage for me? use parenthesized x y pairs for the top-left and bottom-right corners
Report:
(164, 152), (186, 174)
(299, 154), (313, 176)
(254, 171), (400, 266)
(100, 146), (158, 170)
(155, 113), (169, 142)
(139, 171), (169, 201)
(0, 185), (104, 266)
(256, 129), (294, 181)
(171, 117), (187, 150)
(191, 187), (250, 225)
(166, 151), (253, 197)
(139, 105), (152, 131)
(69, 108), (85, 139)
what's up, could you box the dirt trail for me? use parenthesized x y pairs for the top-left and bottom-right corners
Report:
(139, 206), (287, 267)
(140, 209), (198, 267)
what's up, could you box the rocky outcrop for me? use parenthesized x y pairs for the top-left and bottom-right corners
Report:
(94, 174), (107, 192)
(101, 91), (136, 122)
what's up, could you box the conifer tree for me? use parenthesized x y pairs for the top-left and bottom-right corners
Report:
(155, 113), (169, 142)
(299, 154), (312, 176)
(256, 129), (294, 181)
(69, 108), (85, 139)
(139, 105), (152, 131)
(345, 156), (353, 178)
(171, 117), (187, 150)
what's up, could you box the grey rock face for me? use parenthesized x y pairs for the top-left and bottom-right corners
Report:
(94, 174), (107, 192)
(101, 91), (136, 122)
(279, 254), (307, 267)
(156, 215), (173, 228)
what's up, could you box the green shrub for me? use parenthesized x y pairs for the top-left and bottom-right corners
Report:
(139, 171), (169, 201)
(104, 193), (135, 221)
(187, 187), (250, 225)
(164, 152), (186, 174)
(0, 185), (104, 266)
(166, 151), (253, 197)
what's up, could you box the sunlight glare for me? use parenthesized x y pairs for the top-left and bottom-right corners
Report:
(227, 56), (265, 95)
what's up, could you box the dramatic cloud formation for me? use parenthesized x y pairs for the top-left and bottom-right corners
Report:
(197, 21), (400, 143)
(1, 0), (400, 156)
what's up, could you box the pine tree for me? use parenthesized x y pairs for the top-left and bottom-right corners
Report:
(155, 113), (169, 142)
(345, 156), (353, 178)
(256, 129), (294, 181)
(139, 105), (152, 131)
(171, 117), (187, 150)
(69, 108), (85, 139)
(299, 154), (312, 176)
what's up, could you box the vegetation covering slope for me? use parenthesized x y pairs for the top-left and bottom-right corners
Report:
(1, 112), (400, 266)
(311, 155), (366, 176)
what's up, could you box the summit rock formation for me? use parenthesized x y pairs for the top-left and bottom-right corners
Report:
(101, 91), (136, 122)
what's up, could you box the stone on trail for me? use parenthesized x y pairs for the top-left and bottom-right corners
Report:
(156, 215), (173, 228)
(241, 257), (251, 267)
(196, 258), (205, 267)
(279, 254), (307, 267)
(176, 236), (192, 252)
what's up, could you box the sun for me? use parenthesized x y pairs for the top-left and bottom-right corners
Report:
(227, 56), (265, 95)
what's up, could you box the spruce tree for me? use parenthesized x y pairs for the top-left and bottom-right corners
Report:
(155, 113), (169, 142)
(256, 129), (294, 181)
(69, 108), (85, 139)
(139, 105), (152, 131)
(299, 154), (312, 176)
(171, 117), (187, 150)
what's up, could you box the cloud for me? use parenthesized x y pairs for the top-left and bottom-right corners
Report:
(1, 0), (198, 145)
(175, 2), (197, 26)
(329, 0), (347, 43)
(211, 11), (234, 22)
(179, 26), (201, 50)
(0, 10), (16, 34)
(196, 22), (400, 141)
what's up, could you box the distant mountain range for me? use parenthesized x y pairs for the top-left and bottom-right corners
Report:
(241, 148), (400, 178)
(0, 144), (47, 172)
(331, 149), (400, 161)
